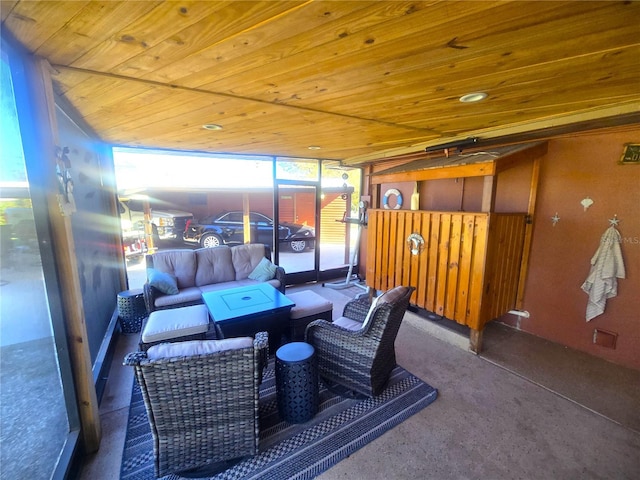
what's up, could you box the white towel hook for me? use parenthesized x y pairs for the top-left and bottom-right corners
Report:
(609, 214), (620, 227)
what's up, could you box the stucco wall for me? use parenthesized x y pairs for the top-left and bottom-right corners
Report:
(364, 130), (639, 370)
(506, 129), (640, 370)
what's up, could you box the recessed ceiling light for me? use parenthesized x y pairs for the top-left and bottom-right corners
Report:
(202, 123), (223, 130)
(308, 145), (321, 150)
(459, 92), (488, 103)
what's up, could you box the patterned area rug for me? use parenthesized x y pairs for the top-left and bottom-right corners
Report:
(121, 363), (438, 480)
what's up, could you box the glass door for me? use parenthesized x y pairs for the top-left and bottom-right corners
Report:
(319, 162), (364, 284)
(275, 159), (319, 284)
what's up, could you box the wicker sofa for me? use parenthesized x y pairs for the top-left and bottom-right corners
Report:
(143, 244), (285, 313)
(124, 332), (269, 477)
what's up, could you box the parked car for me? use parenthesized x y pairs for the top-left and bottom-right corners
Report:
(118, 197), (193, 245)
(183, 211), (315, 252)
(122, 231), (147, 264)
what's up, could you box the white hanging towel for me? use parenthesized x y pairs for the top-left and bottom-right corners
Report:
(581, 226), (626, 321)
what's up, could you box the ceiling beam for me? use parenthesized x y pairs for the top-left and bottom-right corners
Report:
(343, 103), (640, 165)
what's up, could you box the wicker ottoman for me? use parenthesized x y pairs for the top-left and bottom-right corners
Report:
(275, 342), (319, 423)
(287, 290), (333, 342)
(139, 304), (210, 351)
(117, 288), (146, 334)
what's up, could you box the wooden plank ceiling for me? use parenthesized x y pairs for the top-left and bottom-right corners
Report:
(370, 142), (546, 184)
(2, 1), (639, 165)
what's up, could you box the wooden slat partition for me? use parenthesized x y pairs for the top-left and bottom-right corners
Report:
(366, 209), (527, 331)
(481, 214), (528, 326)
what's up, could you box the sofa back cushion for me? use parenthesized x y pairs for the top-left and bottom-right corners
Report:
(232, 244), (268, 280)
(150, 249), (197, 289)
(194, 246), (236, 287)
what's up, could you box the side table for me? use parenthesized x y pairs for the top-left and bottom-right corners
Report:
(117, 288), (146, 334)
(275, 342), (319, 423)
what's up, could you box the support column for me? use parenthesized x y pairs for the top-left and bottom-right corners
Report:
(516, 156), (542, 309)
(481, 175), (497, 213)
(36, 58), (101, 452)
(243, 193), (251, 244)
(469, 328), (484, 354)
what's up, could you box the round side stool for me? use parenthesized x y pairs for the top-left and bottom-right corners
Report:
(117, 288), (146, 334)
(275, 342), (319, 423)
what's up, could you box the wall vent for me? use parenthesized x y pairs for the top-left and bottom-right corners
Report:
(593, 329), (618, 349)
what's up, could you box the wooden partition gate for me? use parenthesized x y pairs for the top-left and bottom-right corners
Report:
(365, 209), (528, 332)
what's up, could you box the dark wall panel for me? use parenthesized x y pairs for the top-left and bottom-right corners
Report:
(56, 107), (122, 363)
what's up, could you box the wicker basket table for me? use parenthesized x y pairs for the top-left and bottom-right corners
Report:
(117, 288), (146, 333)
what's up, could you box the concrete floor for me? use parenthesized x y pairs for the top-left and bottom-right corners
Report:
(77, 282), (640, 480)
(1, 246), (69, 480)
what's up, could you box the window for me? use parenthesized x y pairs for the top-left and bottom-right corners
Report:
(1, 38), (79, 478)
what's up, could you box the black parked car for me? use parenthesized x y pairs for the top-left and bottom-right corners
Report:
(183, 211), (315, 252)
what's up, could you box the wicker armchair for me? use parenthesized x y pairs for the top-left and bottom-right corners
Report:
(305, 286), (414, 398)
(123, 332), (269, 478)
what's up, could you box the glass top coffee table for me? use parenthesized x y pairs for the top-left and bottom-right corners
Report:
(202, 283), (295, 351)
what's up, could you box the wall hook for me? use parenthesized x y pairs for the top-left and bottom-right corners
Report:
(609, 214), (620, 227)
(581, 196), (594, 211)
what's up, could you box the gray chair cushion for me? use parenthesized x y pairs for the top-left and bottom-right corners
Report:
(147, 337), (253, 360)
(333, 316), (363, 331)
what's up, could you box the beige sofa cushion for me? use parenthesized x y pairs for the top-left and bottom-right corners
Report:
(151, 249), (197, 289)
(147, 337), (253, 360)
(288, 290), (333, 320)
(141, 304), (209, 344)
(232, 244), (268, 280)
(194, 246), (236, 287)
(154, 286), (202, 308)
(198, 278), (281, 295)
